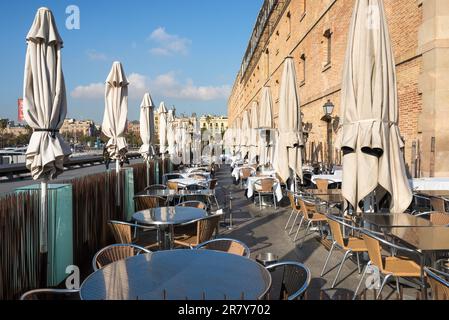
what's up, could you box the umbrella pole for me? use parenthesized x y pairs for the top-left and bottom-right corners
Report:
(40, 179), (48, 286)
(146, 160), (150, 189)
(116, 159), (121, 207)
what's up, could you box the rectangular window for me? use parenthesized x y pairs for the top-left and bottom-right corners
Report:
(323, 29), (332, 70)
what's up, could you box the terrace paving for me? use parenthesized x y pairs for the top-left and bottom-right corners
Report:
(212, 165), (420, 300)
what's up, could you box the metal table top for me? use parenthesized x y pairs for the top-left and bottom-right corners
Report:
(388, 227), (449, 251)
(362, 213), (434, 228)
(80, 250), (272, 300)
(132, 207), (207, 226)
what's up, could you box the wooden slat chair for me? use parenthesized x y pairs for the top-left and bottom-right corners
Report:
(208, 179), (220, 209)
(108, 220), (159, 250)
(285, 191), (302, 234)
(173, 202), (208, 236)
(167, 181), (179, 191)
(315, 179), (329, 192)
(253, 178), (278, 210)
(92, 244), (151, 271)
(294, 198), (327, 246)
(430, 198), (447, 212)
(425, 267), (449, 300)
(239, 167), (255, 188)
(266, 262), (311, 300)
(174, 214), (222, 249)
(194, 238), (251, 258)
(415, 211), (449, 226)
(321, 216), (368, 288)
(353, 230), (424, 300)
(134, 195), (166, 211)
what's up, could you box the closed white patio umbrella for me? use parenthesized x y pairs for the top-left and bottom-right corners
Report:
(167, 109), (176, 160)
(249, 101), (259, 164)
(240, 110), (251, 160)
(259, 86), (274, 166)
(274, 57), (303, 187)
(192, 117), (202, 165)
(139, 93), (156, 188)
(158, 102), (168, 155)
(102, 61), (129, 206)
(338, 0), (412, 213)
(23, 7), (71, 253)
(181, 122), (191, 165)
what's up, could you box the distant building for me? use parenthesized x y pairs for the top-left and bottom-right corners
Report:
(60, 119), (95, 137)
(199, 115), (228, 135)
(127, 120), (140, 135)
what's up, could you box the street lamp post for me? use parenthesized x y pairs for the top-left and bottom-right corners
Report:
(321, 100), (335, 172)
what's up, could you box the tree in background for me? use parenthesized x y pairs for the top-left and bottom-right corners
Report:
(0, 119), (7, 149)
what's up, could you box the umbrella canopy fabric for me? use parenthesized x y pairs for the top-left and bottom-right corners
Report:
(192, 118), (202, 165)
(102, 61), (129, 161)
(274, 57), (303, 183)
(138, 93), (155, 162)
(181, 122), (191, 165)
(158, 102), (168, 154)
(240, 110), (251, 159)
(259, 86), (274, 166)
(249, 101), (259, 164)
(167, 109), (176, 157)
(23, 7), (71, 180)
(338, 0), (412, 213)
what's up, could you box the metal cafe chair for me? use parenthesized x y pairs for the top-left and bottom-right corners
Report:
(353, 229), (424, 300)
(108, 220), (159, 250)
(265, 261), (311, 300)
(20, 288), (80, 300)
(285, 191), (302, 234)
(194, 238), (251, 258)
(253, 177), (278, 210)
(321, 215), (368, 288)
(425, 267), (449, 300)
(174, 213), (223, 249)
(239, 166), (256, 188)
(92, 244), (151, 271)
(294, 197), (328, 246)
(176, 200), (208, 210)
(134, 195), (167, 211)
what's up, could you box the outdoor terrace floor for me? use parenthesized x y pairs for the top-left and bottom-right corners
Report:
(212, 165), (420, 300)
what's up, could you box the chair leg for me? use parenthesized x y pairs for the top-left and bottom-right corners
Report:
(285, 209), (294, 230)
(356, 252), (361, 274)
(395, 276), (401, 296)
(321, 241), (336, 276)
(273, 192), (277, 210)
(213, 195), (220, 209)
(376, 274), (393, 300)
(299, 221), (312, 247)
(259, 194), (262, 211)
(289, 211), (300, 235)
(332, 250), (352, 288)
(353, 262), (371, 300)
(293, 216), (305, 241)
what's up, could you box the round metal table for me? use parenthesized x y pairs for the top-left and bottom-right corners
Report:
(133, 207), (208, 250)
(80, 250), (272, 300)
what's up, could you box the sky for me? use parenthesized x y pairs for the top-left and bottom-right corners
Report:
(0, 0), (263, 123)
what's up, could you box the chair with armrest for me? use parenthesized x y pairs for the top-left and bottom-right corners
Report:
(92, 244), (151, 271)
(425, 267), (449, 300)
(265, 262), (311, 300)
(194, 238), (251, 258)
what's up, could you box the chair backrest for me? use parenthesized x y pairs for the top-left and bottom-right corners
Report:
(266, 262), (311, 300)
(144, 184), (168, 191)
(430, 198), (446, 212)
(167, 181), (179, 190)
(20, 288), (80, 300)
(195, 238), (251, 258)
(315, 179), (329, 191)
(240, 167), (255, 179)
(362, 233), (384, 272)
(134, 195), (166, 211)
(196, 214), (221, 244)
(254, 178), (277, 192)
(326, 218), (346, 248)
(298, 198), (316, 221)
(92, 244), (150, 271)
(163, 173), (183, 184)
(425, 267), (449, 300)
(108, 220), (133, 244)
(287, 192), (298, 210)
(177, 201), (207, 210)
(430, 212), (449, 226)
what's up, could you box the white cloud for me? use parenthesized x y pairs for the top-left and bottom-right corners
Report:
(148, 27), (191, 56)
(71, 83), (103, 99)
(71, 72), (230, 102)
(86, 50), (108, 61)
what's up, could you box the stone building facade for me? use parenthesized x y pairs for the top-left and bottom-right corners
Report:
(228, 0), (449, 177)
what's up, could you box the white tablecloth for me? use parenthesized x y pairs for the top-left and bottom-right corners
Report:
(181, 172), (212, 180)
(311, 170), (343, 184)
(409, 178), (449, 191)
(246, 177), (283, 201)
